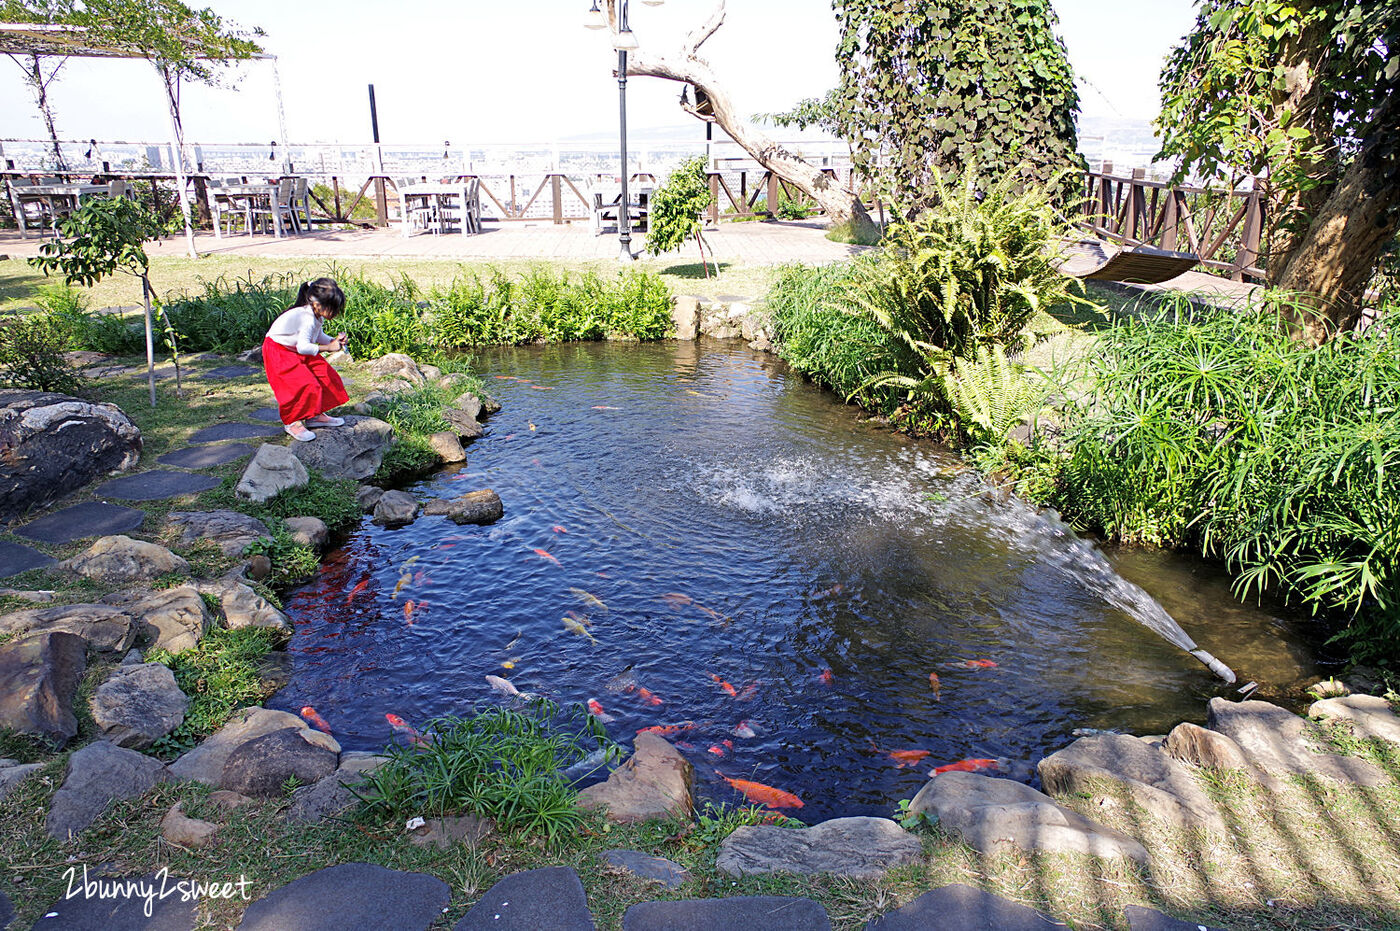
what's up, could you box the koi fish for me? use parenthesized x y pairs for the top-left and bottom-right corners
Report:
(492, 375), (515, 379)
(403, 556), (420, 569)
(412, 570), (425, 584)
(674, 741), (696, 750)
(437, 543), (458, 551)
(637, 721), (694, 737)
(586, 699), (615, 723)
(531, 385), (554, 390)
(955, 659), (998, 669)
(403, 600), (417, 623)
(887, 749), (931, 769)
(564, 610), (591, 627)
(734, 720), (757, 739)
(660, 592), (692, 607)
(528, 422), (537, 431)
(591, 405), (620, 410)
(552, 525), (568, 533)
(717, 773), (804, 810)
(930, 758), (1001, 776)
(485, 674), (534, 700)
(569, 588), (607, 611)
(636, 687), (663, 706)
(928, 672), (941, 700)
(563, 615), (597, 643)
(533, 548), (562, 567)
(385, 713), (428, 748)
(736, 683), (760, 701)
(685, 389), (703, 397)
(605, 666), (637, 693)
(710, 673), (738, 698)
(393, 573), (412, 598)
(818, 668), (835, 686)
(345, 578), (369, 605)
(299, 706), (332, 734)
(708, 745), (726, 757)
(501, 660), (516, 669)
(506, 631), (523, 650)
(503, 433), (516, 440)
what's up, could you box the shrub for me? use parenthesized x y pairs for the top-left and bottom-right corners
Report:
(0, 313), (83, 393)
(366, 382), (453, 436)
(147, 627), (281, 758)
(161, 272), (296, 353)
(243, 525), (320, 589)
(646, 155), (716, 274)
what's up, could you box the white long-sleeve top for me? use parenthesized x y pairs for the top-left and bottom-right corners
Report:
(265, 305), (332, 356)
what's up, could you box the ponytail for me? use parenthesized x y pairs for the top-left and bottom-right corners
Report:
(292, 277), (346, 317)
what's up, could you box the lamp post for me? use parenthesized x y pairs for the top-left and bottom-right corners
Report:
(586, 0), (662, 262)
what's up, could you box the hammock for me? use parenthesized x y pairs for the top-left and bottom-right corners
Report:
(1056, 239), (1200, 285)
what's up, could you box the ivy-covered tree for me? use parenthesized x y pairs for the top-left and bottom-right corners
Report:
(1157, 0), (1399, 340)
(832, 0), (1083, 213)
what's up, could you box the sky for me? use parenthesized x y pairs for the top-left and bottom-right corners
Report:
(0, 0), (1202, 148)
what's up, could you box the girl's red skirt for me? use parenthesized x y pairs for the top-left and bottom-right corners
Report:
(262, 337), (349, 425)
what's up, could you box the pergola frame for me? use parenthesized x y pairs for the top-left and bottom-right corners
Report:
(0, 21), (284, 257)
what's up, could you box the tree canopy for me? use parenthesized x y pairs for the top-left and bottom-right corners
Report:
(832, 0), (1083, 212)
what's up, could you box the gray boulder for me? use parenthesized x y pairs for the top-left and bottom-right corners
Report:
(372, 490), (420, 527)
(908, 772), (1147, 862)
(1310, 694), (1400, 746)
(89, 662), (188, 749)
(169, 706), (305, 784)
(600, 849), (690, 889)
(1208, 698), (1390, 787)
(103, 585), (212, 654)
(220, 728), (339, 797)
(284, 516), (329, 550)
(0, 757), (45, 801)
(368, 352), (426, 386)
(356, 484), (384, 513)
(442, 407), (484, 439)
(46, 740), (168, 840)
(284, 751), (386, 824)
(0, 389), (142, 523)
(61, 535), (189, 584)
(199, 578), (291, 634)
(421, 498), (453, 516)
(452, 392), (483, 420)
(577, 733), (693, 823)
(448, 489), (504, 525)
(0, 631), (86, 745)
(718, 817), (921, 879)
(236, 444), (309, 503)
(0, 602), (137, 654)
(291, 416), (394, 480)
(238, 862), (450, 931)
(167, 509), (271, 557)
(427, 430), (467, 462)
(1037, 733), (1226, 833)
(1163, 721), (1255, 773)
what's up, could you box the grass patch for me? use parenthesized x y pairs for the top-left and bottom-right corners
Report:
(146, 627), (282, 759)
(202, 469), (362, 536)
(371, 436), (439, 487)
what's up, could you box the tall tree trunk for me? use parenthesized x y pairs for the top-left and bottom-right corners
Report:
(618, 1), (879, 240)
(1275, 75), (1400, 342)
(13, 54), (67, 172)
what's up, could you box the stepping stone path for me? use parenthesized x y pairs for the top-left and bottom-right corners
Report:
(94, 470), (219, 501)
(718, 817), (923, 879)
(1124, 904), (1227, 931)
(157, 442), (254, 468)
(167, 510), (270, 557)
(15, 501), (144, 544)
(46, 741), (169, 840)
(237, 862), (449, 931)
(251, 407), (281, 422)
(622, 896), (830, 931)
(33, 871), (197, 930)
(865, 885), (1062, 931)
(188, 422), (283, 444)
(0, 540), (54, 578)
(0, 630), (86, 744)
(601, 849), (690, 889)
(197, 364), (261, 379)
(455, 867), (594, 931)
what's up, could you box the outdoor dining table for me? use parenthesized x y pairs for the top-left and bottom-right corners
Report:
(11, 183), (111, 237)
(399, 181), (477, 237)
(214, 183), (291, 238)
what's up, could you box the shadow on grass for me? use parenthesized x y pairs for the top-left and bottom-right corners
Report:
(0, 259), (47, 307)
(660, 261), (734, 280)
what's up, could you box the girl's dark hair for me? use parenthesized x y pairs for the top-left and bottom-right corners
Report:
(293, 277), (345, 317)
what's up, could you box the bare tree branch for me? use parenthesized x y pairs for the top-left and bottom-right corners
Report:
(684, 1), (726, 56)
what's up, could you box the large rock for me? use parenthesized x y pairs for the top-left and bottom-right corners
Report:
(46, 740), (168, 840)
(236, 444), (309, 503)
(448, 489), (504, 525)
(671, 295), (700, 340)
(166, 509), (270, 557)
(103, 585), (212, 654)
(356, 484), (384, 513)
(372, 490), (420, 527)
(427, 430), (467, 462)
(199, 578), (292, 634)
(866, 884), (1060, 931)
(168, 706), (305, 784)
(290, 416), (394, 480)
(89, 662), (188, 749)
(284, 751), (386, 824)
(61, 535), (188, 584)
(1037, 733), (1225, 833)
(0, 631), (86, 745)
(577, 733), (693, 823)
(368, 353), (426, 386)
(161, 801), (217, 848)
(0, 757), (45, 801)
(451, 392), (483, 420)
(1310, 694), (1400, 746)
(284, 516), (329, 550)
(0, 389), (142, 523)
(238, 862), (451, 931)
(622, 897), (829, 931)
(908, 772), (1147, 863)
(1163, 722), (1254, 772)
(453, 867), (594, 931)
(0, 602), (137, 653)
(220, 728), (338, 797)
(600, 849), (691, 889)
(717, 817), (921, 879)
(442, 407), (484, 440)
(1207, 698), (1390, 787)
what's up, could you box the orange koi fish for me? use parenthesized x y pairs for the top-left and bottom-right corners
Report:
(531, 385), (554, 390)
(887, 749), (931, 769)
(818, 668), (834, 686)
(636, 687), (663, 706)
(403, 600), (418, 624)
(299, 706), (332, 734)
(587, 699), (615, 723)
(492, 375), (515, 379)
(385, 713), (428, 747)
(717, 773), (804, 810)
(637, 721), (694, 737)
(928, 672), (941, 701)
(674, 741), (696, 751)
(955, 659), (998, 669)
(734, 720), (757, 739)
(591, 405), (621, 411)
(736, 683), (760, 701)
(533, 548), (562, 567)
(708, 745), (726, 757)
(710, 674), (738, 698)
(931, 758), (1001, 776)
(552, 525), (568, 533)
(345, 578), (369, 605)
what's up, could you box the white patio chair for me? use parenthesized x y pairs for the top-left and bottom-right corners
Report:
(249, 178), (298, 236)
(290, 177), (312, 232)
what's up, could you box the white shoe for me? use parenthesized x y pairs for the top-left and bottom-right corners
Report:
(309, 415), (345, 427)
(285, 424), (316, 442)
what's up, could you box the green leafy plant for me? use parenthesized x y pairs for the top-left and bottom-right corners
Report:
(372, 437), (439, 487)
(646, 155), (717, 277)
(242, 526), (319, 589)
(690, 802), (804, 849)
(942, 344), (1048, 448)
(203, 469), (360, 534)
(147, 626), (281, 758)
(0, 312), (82, 392)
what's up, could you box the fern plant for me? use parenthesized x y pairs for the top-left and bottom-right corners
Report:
(942, 344), (1047, 447)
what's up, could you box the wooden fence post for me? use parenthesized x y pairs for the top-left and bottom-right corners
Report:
(551, 174), (563, 224)
(1234, 185), (1264, 281)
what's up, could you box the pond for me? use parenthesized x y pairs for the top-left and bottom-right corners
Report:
(270, 340), (1336, 823)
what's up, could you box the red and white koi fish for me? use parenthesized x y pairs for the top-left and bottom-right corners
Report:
(299, 705), (332, 734)
(930, 758), (1001, 776)
(591, 405), (621, 411)
(403, 600), (417, 624)
(636, 687), (663, 706)
(710, 674), (738, 698)
(928, 672), (942, 700)
(586, 699), (615, 723)
(716, 773), (804, 809)
(637, 721), (694, 737)
(385, 713), (428, 748)
(951, 659), (998, 669)
(734, 720), (757, 739)
(533, 548), (562, 567)
(552, 525), (568, 534)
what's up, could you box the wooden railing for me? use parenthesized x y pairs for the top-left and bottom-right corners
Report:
(1081, 163), (1266, 283)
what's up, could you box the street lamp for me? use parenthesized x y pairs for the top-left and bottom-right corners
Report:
(586, 0), (663, 261)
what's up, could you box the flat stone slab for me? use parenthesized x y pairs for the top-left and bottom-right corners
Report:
(188, 422), (284, 444)
(15, 502), (144, 544)
(0, 540), (55, 578)
(1310, 694), (1400, 745)
(251, 407), (281, 422)
(1208, 698), (1390, 787)
(94, 470), (220, 501)
(454, 867), (595, 931)
(866, 885), (1063, 930)
(32, 871), (197, 930)
(623, 897), (830, 931)
(238, 862), (450, 931)
(601, 849), (690, 889)
(1124, 904), (1227, 931)
(157, 443), (254, 469)
(127, 366), (178, 381)
(718, 817), (922, 879)
(46, 741), (169, 840)
(197, 365), (261, 380)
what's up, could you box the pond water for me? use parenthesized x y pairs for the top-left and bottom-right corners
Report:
(271, 340), (1337, 823)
